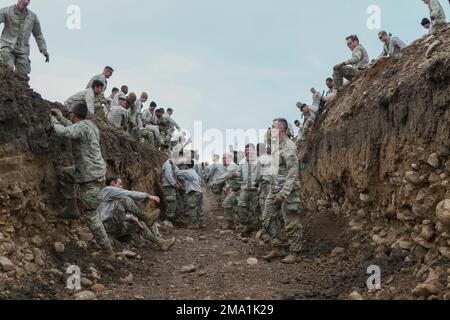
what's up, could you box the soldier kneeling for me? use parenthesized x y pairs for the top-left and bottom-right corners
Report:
(98, 177), (175, 251)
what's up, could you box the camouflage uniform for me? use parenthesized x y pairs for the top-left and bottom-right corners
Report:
(107, 105), (129, 130)
(177, 169), (203, 225)
(162, 160), (180, 220)
(263, 138), (303, 254)
(295, 114), (315, 149)
(237, 158), (260, 229)
(98, 188), (159, 244)
(333, 44), (370, 88)
(213, 162), (241, 225)
(428, 0), (447, 29)
(0, 5), (47, 80)
(139, 125), (164, 147)
(65, 88), (104, 114)
(142, 108), (158, 126)
(207, 162), (226, 206)
(158, 114), (180, 146)
(381, 37), (406, 57)
(51, 117), (111, 250)
(86, 73), (107, 92)
(257, 154), (273, 215)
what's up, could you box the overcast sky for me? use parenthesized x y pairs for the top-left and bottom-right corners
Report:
(5, 0), (448, 157)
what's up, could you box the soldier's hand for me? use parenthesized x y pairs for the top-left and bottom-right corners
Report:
(274, 193), (285, 205)
(43, 51), (50, 63)
(149, 196), (160, 204)
(50, 108), (63, 121)
(334, 62), (345, 70)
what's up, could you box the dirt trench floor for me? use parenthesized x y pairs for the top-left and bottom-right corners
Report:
(5, 193), (415, 300)
(72, 193), (411, 301)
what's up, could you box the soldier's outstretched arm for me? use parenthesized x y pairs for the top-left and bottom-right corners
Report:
(107, 188), (149, 202)
(52, 121), (83, 140)
(169, 118), (181, 131)
(213, 170), (234, 186)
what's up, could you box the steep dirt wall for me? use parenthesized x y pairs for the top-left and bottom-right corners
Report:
(299, 28), (450, 296)
(0, 65), (167, 293)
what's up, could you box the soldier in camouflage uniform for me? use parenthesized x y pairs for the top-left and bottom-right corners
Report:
(262, 118), (303, 265)
(107, 95), (129, 130)
(0, 0), (49, 81)
(423, 0), (447, 31)
(212, 154), (241, 230)
(162, 153), (182, 222)
(98, 177), (175, 251)
(206, 155), (226, 207)
(50, 103), (114, 258)
(333, 35), (370, 91)
(86, 66), (114, 93)
(236, 144), (261, 235)
(65, 80), (105, 114)
(295, 104), (315, 149)
(176, 161), (204, 229)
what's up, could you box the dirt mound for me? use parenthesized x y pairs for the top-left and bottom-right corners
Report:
(0, 65), (167, 299)
(300, 27), (450, 299)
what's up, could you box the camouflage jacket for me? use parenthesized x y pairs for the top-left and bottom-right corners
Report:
(381, 37), (406, 57)
(213, 162), (241, 191)
(238, 158), (260, 191)
(271, 138), (300, 197)
(51, 117), (106, 183)
(86, 74), (107, 92)
(429, 0), (446, 25)
(65, 88), (101, 114)
(0, 5), (47, 55)
(107, 106), (129, 130)
(346, 45), (370, 70)
(296, 116), (315, 147)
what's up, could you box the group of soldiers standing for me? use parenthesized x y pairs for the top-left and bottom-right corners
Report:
(160, 119), (303, 264)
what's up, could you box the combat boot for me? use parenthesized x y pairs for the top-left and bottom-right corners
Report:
(221, 221), (235, 231)
(255, 230), (264, 240)
(101, 245), (116, 262)
(241, 226), (254, 236)
(58, 200), (80, 220)
(281, 253), (299, 265)
(262, 248), (285, 262)
(143, 209), (160, 228)
(156, 237), (176, 251)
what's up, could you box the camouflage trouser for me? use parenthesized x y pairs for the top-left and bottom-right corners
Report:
(333, 65), (361, 88)
(222, 190), (239, 223)
(263, 189), (303, 253)
(210, 183), (224, 207)
(58, 167), (111, 249)
(258, 180), (271, 217)
(133, 127), (162, 147)
(103, 197), (158, 244)
(162, 186), (180, 219)
(238, 189), (260, 229)
(0, 48), (30, 81)
(185, 192), (203, 224)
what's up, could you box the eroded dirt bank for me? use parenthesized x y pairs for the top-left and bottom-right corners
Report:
(299, 28), (450, 299)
